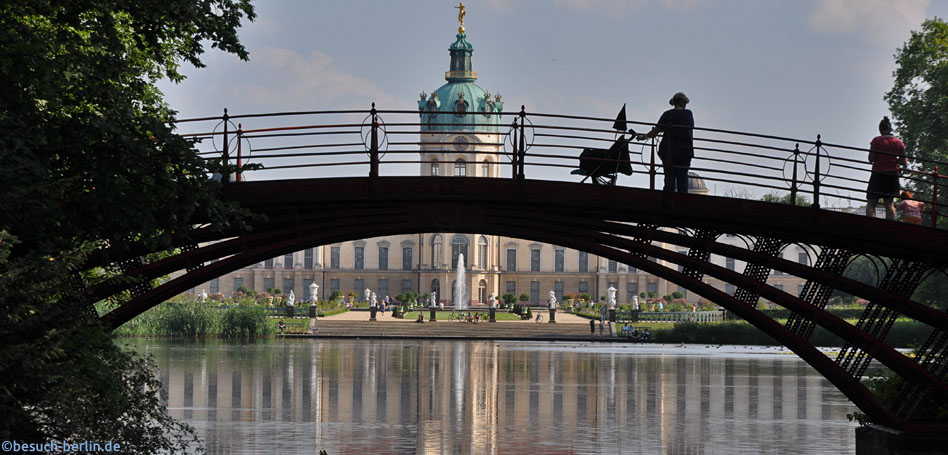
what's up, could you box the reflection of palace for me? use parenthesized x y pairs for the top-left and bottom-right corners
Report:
(189, 13), (809, 306)
(152, 341), (855, 454)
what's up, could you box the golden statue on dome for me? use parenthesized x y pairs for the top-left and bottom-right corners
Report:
(454, 2), (466, 33)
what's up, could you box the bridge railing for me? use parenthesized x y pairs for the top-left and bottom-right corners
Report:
(171, 106), (948, 228)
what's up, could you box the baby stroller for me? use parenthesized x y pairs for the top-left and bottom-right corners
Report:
(570, 134), (634, 185)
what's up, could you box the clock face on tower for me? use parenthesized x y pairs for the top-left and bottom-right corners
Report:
(453, 135), (469, 152)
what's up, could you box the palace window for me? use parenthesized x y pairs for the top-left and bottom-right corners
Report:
(378, 279), (387, 299)
(431, 279), (441, 300)
(330, 247), (340, 269)
(555, 250), (565, 272)
(531, 249), (540, 272)
(451, 235), (469, 269)
(354, 279), (364, 301)
(454, 159), (466, 176)
(578, 251), (588, 272)
(354, 246), (364, 270)
(478, 236), (488, 270)
(432, 235), (443, 269)
(798, 252), (809, 266)
(378, 246), (388, 270)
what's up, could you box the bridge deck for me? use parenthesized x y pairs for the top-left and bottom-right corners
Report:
(220, 176), (948, 267)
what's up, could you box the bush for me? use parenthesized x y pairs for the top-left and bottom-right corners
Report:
(649, 320), (932, 348)
(220, 306), (274, 339)
(158, 301), (218, 338)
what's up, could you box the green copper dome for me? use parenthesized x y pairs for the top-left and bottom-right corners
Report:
(419, 32), (503, 133)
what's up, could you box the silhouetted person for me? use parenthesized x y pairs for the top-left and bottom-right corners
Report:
(637, 92), (694, 193)
(866, 116), (906, 220)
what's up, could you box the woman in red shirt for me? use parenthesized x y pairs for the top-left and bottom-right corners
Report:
(866, 117), (907, 220)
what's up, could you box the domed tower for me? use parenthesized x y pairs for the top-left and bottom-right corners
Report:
(417, 11), (504, 178)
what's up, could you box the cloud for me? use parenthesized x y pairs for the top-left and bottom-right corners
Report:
(807, 0), (930, 43)
(238, 48), (404, 109)
(552, 0), (704, 15)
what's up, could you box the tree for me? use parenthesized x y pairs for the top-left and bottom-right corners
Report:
(761, 191), (810, 206)
(0, 0), (255, 451)
(885, 17), (948, 226)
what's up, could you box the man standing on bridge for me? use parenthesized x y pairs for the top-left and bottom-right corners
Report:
(637, 92), (695, 193)
(866, 116), (907, 220)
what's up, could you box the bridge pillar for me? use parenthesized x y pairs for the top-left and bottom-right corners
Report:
(856, 424), (948, 455)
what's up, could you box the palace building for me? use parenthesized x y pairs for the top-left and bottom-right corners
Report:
(189, 15), (811, 307)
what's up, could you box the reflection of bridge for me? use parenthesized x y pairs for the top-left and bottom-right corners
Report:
(87, 108), (948, 433)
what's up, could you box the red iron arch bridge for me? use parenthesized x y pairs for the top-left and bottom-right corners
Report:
(85, 106), (947, 433)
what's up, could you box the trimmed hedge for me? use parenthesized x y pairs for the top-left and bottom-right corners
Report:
(724, 307), (869, 321)
(651, 320), (934, 348)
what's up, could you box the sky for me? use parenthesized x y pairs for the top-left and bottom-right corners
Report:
(159, 0), (948, 201)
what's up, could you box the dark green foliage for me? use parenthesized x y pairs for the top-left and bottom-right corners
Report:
(761, 191), (810, 206)
(220, 306), (274, 339)
(0, 0), (255, 450)
(650, 320), (932, 348)
(911, 270), (948, 311)
(885, 17), (948, 227)
(861, 372), (948, 423)
(724, 307), (872, 321)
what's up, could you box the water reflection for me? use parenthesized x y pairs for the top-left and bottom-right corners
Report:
(134, 340), (859, 454)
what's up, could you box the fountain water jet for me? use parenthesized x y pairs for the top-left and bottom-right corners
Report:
(454, 253), (467, 309)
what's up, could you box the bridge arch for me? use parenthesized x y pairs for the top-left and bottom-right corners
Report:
(90, 177), (948, 432)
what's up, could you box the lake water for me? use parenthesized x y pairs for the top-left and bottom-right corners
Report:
(132, 339), (861, 454)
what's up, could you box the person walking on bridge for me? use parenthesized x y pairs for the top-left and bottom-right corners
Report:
(866, 116), (906, 220)
(637, 92), (695, 193)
